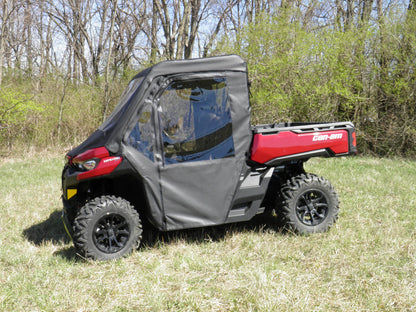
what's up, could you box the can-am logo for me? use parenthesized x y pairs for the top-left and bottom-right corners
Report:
(103, 156), (121, 163)
(312, 133), (343, 141)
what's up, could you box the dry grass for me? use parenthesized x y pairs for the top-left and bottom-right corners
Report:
(0, 156), (415, 311)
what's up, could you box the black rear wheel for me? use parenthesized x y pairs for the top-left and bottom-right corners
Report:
(276, 173), (339, 234)
(73, 196), (142, 260)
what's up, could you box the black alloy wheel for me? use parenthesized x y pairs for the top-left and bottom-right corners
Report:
(295, 188), (329, 226)
(93, 212), (131, 254)
(73, 196), (142, 260)
(276, 173), (339, 234)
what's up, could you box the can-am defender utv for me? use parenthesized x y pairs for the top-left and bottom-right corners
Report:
(62, 55), (357, 260)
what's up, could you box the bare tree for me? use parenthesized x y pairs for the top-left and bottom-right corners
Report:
(113, 1), (148, 71)
(91, 1), (110, 79)
(47, 0), (92, 82)
(0, 0), (17, 85)
(360, 0), (374, 25)
(152, 0), (222, 59)
(103, 0), (118, 120)
(36, 1), (55, 82)
(203, 0), (237, 57)
(150, 0), (158, 63)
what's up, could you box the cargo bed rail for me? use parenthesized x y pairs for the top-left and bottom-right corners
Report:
(252, 122), (355, 135)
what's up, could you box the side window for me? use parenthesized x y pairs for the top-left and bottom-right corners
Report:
(127, 104), (155, 161)
(159, 77), (235, 164)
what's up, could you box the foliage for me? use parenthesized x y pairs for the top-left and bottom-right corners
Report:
(0, 75), (130, 155)
(1, 2), (416, 157)
(0, 88), (46, 149)
(215, 8), (416, 157)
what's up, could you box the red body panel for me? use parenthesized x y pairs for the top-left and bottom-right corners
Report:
(72, 146), (123, 181)
(77, 156), (122, 180)
(73, 146), (109, 162)
(250, 129), (350, 164)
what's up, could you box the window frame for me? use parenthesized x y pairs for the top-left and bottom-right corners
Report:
(156, 75), (235, 165)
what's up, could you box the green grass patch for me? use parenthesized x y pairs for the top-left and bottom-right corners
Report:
(0, 156), (415, 311)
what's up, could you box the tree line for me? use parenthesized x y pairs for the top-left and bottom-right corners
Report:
(1, 0), (416, 157)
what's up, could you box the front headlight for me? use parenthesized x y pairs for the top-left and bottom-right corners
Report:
(73, 159), (98, 171)
(72, 159), (99, 171)
(71, 147), (122, 180)
(82, 159), (98, 170)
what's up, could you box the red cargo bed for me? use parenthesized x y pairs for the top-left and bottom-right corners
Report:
(250, 122), (357, 165)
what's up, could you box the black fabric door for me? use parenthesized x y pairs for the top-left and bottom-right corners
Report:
(157, 77), (242, 230)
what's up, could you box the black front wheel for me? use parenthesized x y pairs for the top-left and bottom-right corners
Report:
(73, 196), (142, 260)
(276, 173), (339, 234)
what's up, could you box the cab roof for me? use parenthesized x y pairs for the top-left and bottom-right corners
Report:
(133, 54), (247, 81)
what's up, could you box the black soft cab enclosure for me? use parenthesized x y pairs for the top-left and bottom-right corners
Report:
(63, 55), (253, 235)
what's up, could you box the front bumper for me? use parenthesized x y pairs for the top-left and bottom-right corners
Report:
(61, 166), (79, 241)
(62, 165), (79, 200)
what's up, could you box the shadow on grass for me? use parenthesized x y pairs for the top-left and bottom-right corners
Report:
(53, 246), (78, 261)
(23, 210), (80, 261)
(23, 210), (70, 246)
(23, 209), (286, 261)
(141, 212), (285, 249)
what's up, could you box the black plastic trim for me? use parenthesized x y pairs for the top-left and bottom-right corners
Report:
(226, 167), (273, 223)
(265, 149), (330, 167)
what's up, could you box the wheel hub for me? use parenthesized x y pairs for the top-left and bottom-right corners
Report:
(296, 189), (329, 226)
(107, 228), (115, 238)
(93, 213), (130, 254)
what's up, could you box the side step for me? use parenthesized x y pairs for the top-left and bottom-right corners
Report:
(225, 168), (273, 223)
(227, 206), (265, 218)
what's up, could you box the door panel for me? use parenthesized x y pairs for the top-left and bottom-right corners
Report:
(161, 158), (240, 230)
(158, 77), (240, 229)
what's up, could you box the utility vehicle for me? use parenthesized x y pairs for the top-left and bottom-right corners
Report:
(62, 55), (357, 260)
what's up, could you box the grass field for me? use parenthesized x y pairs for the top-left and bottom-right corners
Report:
(0, 155), (415, 311)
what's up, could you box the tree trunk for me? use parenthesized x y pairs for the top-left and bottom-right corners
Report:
(0, 0), (11, 86)
(150, 0), (158, 63)
(361, 0), (374, 26)
(103, 0), (118, 122)
(24, 0), (33, 76)
(345, 0), (354, 30)
(409, 0), (416, 11)
(93, 2), (109, 80)
(176, 0), (191, 59)
(184, 0), (201, 59)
